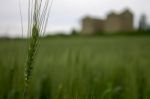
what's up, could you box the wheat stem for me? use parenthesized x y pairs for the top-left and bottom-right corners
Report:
(23, 0), (53, 98)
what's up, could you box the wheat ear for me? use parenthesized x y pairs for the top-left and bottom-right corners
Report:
(23, 0), (53, 98)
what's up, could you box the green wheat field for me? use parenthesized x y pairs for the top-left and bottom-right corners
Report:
(0, 35), (150, 99)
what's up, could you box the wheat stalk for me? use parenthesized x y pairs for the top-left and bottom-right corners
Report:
(23, 0), (53, 98)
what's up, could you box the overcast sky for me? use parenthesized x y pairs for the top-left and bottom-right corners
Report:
(0, 0), (150, 37)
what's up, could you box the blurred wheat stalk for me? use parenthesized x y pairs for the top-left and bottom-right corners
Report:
(23, 0), (53, 98)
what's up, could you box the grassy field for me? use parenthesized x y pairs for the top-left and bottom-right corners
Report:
(0, 36), (150, 99)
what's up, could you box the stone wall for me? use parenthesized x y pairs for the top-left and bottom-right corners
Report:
(81, 17), (104, 34)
